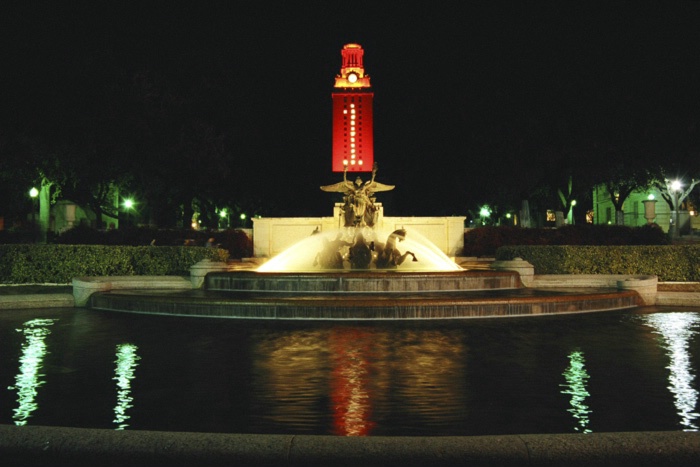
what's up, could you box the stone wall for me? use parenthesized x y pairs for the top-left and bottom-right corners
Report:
(252, 204), (465, 258)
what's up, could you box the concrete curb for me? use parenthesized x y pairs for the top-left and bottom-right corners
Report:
(72, 276), (192, 306)
(1, 425), (698, 467)
(0, 293), (74, 310)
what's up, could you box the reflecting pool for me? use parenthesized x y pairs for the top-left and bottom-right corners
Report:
(1, 307), (698, 436)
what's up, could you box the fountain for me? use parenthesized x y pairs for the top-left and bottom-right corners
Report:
(88, 164), (641, 319)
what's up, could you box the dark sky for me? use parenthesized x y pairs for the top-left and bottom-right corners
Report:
(2, 1), (699, 217)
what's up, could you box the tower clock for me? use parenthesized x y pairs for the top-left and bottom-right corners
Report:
(332, 43), (374, 172)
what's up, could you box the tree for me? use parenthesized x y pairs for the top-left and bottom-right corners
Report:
(655, 178), (700, 239)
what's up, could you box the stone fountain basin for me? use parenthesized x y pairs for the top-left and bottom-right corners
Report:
(87, 270), (641, 320)
(205, 270), (521, 294)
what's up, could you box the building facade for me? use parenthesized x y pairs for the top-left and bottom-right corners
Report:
(592, 185), (696, 234)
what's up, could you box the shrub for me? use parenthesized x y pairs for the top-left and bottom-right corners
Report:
(55, 226), (253, 259)
(495, 245), (700, 281)
(464, 224), (669, 257)
(0, 244), (228, 284)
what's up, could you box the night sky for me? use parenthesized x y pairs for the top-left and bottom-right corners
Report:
(2, 1), (699, 218)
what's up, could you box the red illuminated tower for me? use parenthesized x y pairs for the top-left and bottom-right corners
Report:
(332, 44), (374, 172)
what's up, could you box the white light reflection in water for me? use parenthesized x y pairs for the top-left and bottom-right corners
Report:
(643, 312), (700, 431)
(113, 343), (140, 430)
(8, 318), (56, 425)
(560, 350), (592, 433)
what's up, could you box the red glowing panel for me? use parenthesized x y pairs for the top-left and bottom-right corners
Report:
(332, 92), (374, 172)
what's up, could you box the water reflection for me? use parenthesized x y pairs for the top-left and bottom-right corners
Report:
(330, 329), (375, 435)
(250, 326), (467, 435)
(113, 343), (140, 430)
(643, 312), (700, 431)
(560, 350), (592, 433)
(8, 318), (56, 425)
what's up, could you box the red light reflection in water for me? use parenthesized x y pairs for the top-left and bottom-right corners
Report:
(329, 328), (376, 436)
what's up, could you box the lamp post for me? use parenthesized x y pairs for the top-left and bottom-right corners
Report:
(567, 200), (577, 225)
(668, 180), (682, 240)
(29, 187), (39, 222)
(122, 198), (134, 228)
(29, 187), (39, 240)
(219, 209), (228, 229)
(479, 206), (491, 226)
(239, 213), (247, 228)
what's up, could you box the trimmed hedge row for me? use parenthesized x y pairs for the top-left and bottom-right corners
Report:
(55, 226), (253, 259)
(464, 224), (668, 257)
(0, 244), (229, 284)
(496, 245), (700, 282)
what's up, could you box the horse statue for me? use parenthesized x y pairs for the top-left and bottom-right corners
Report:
(374, 229), (417, 269)
(313, 234), (352, 269)
(347, 232), (373, 269)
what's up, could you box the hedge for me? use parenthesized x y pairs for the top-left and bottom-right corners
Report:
(464, 224), (668, 257)
(496, 245), (700, 282)
(0, 244), (229, 284)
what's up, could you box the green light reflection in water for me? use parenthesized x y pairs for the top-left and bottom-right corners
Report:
(643, 312), (699, 431)
(8, 318), (56, 426)
(560, 349), (592, 433)
(113, 343), (140, 430)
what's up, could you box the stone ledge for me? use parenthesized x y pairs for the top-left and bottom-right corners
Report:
(1, 425), (698, 467)
(0, 294), (74, 310)
(531, 274), (657, 288)
(72, 276), (192, 307)
(657, 292), (700, 307)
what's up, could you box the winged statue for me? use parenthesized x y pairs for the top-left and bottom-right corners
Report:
(320, 163), (394, 227)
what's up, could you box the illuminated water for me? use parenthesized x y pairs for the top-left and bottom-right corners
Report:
(257, 227), (461, 272)
(1, 307), (698, 436)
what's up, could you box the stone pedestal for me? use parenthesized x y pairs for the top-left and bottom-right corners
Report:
(252, 212), (466, 259)
(189, 259), (231, 288)
(617, 276), (658, 306)
(642, 199), (657, 224)
(490, 257), (534, 286)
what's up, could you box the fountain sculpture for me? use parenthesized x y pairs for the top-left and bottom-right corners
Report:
(259, 163), (452, 272)
(87, 163), (641, 320)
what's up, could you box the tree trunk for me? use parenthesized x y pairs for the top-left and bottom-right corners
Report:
(615, 210), (625, 225)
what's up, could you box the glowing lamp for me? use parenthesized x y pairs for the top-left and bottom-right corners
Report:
(29, 187), (39, 198)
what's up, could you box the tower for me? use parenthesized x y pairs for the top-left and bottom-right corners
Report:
(332, 43), (374, 172)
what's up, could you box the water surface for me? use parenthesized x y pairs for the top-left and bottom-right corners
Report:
(1, 307), (698, 436)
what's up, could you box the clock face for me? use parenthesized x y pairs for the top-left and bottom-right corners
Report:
(347, 72), (358, 83)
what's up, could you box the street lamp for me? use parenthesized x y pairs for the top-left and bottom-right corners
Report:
(218, 209), (228, 229)
(239, 212), (247, 227)
(567, 200), (577, 225)
(122, 198), (135, 228)
(668, 180), (682, 240)
(479, 206), (491, 225)
(29, 187), (39, 234)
